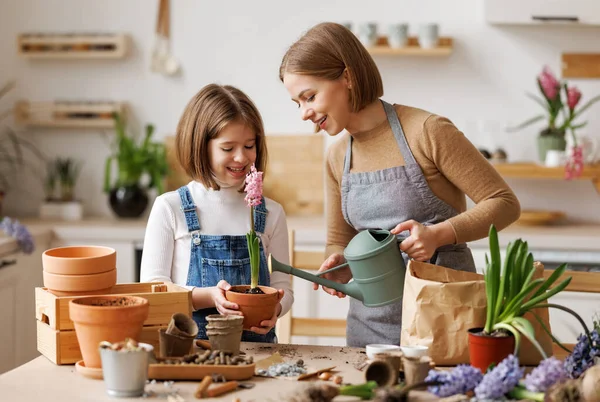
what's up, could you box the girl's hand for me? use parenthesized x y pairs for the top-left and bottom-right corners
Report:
(212, 280), (242, 316)
(249, 289), (284, 334)
(391, 220), (455, 261)
(313, 253), (352, 298)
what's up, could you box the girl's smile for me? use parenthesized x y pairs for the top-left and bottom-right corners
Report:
(209, 121), (257, 187)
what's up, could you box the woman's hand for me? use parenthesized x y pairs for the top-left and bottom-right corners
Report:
(211, 280), (242, 316)
(390, 220), (455, 261)
(249, 289), (285, 335)
(313, 253), (352, 298)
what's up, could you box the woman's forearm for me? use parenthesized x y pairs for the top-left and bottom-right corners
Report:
(191, 287), (216, 310)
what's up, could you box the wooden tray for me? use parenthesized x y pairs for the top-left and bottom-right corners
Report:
(148, 362), (256, 381)
(516, 210), (566, 226)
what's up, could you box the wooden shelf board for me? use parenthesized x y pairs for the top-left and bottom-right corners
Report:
(19, 51), (126, 59)
(14, 100), (125, 129)
(368, 36), (453, 56)
(18, 119), (116, 129)
(494, 162), (600, 180)
(17, 33), (128, 60)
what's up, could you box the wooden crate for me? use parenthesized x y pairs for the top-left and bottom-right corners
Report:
(35, 282), (193, 365)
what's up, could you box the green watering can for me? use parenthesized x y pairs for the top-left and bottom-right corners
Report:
(268, 229), (406, 307)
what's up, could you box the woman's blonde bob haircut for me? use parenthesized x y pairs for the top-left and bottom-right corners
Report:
(279, 22), (383, 113)
(175, 84), (267, 190)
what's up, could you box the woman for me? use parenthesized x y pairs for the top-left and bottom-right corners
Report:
(279, 22), (520, 347)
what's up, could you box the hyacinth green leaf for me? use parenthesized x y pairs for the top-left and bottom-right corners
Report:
(498, 278), (545, 322)
(484, 225), (500, 333)
(529, 262), (568, 300)
(570, 94), (600, 121)
(495, 322), (521, 355)
(521, 276), (572, 312)
(506, 115), (546, 133)
(521, 253), (536, 288)
(510, 317), (548, 359)
(532, 312), (572, 354)
(495, 240), (516, 320)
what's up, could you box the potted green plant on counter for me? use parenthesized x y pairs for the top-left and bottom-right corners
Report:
(39, 157), (83, 221)
(103, 112), (168, 218)
(468, 224), (592, 373)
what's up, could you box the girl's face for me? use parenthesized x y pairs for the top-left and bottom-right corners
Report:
(208, 121), (257, 187)
(283, 72), (351, 136)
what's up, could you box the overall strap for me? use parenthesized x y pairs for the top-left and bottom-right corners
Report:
(343, 136), (353, 174)
(253, 196), (268, 234)
(381, 100), (417, 165)
(177, 186), (201, 232)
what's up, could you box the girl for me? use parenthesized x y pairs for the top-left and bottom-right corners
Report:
(141, 84), (293, 343)
(279, 22), (520, 347)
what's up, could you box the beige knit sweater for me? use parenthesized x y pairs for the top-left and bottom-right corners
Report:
(325, 104), (521, 257)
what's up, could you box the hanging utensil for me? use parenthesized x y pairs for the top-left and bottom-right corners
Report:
(150, 0), (180, 75)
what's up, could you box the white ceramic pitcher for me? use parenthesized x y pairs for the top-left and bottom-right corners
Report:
(567, 133), (599, 164)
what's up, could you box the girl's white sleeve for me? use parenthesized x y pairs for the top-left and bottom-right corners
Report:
(140, 196), (176, 284)
(267, 206), (294, 317)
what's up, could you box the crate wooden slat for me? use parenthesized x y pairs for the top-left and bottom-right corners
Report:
(37, 321), (165, 365)
(368, 36), (453, 56)
(14, 100), (126, 129)
(18, 33), (128, 59)
(35, 282), (192, 331)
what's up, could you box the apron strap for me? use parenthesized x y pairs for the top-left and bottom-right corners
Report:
(381, 100), (417, 165)
(253, 196), (268, 234)
(177, 186), (201, 232)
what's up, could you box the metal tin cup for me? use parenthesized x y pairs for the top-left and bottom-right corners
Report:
(99, 342), (153, 397)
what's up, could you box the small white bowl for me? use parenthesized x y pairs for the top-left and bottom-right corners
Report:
(400, 345), (429, 358)
(365, 344), (401, 359)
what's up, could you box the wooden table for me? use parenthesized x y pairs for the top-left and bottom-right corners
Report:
(0, 342), (438, 401)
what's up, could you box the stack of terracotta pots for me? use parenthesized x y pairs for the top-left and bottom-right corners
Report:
(206, 314), (243, 355)
(42, 246), (117, 296)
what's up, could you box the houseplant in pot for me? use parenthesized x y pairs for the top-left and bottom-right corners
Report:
(509, 66), (600, 168)
(103, 112), (168, 218)
(468, 224), (592, 372)
(225, 165), (281, 330)
(39, 157), (83, 221)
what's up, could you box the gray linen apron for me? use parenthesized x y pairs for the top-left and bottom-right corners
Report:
(342, 100), (476, 347)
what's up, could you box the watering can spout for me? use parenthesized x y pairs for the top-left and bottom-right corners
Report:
(268, 254), (364, 302)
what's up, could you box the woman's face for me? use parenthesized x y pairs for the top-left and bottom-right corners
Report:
(208, 121), (257, 187)
(283, 72), (351, 136)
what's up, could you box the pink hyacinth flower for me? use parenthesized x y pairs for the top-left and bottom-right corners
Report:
(539, 66), (560, 101)
(565, 145), (584, 179)
(566, 86), (582, 111)
(244, 164), (263, 207)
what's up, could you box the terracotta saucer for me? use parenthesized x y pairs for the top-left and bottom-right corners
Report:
(75, 360), (103, 380)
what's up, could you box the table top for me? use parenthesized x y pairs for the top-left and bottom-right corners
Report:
(0, 342), (439, 401)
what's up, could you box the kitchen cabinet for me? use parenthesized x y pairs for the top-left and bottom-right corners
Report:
(0, 236), (50, 374)
(484, 0), (600, 26)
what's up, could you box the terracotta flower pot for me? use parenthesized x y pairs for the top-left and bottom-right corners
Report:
(43, 246), (116, 275)
(43, 269), (117, 294)
(468, 327), (515, 373)
(69, 296), (149, 368)
(224, 285), (279, 330)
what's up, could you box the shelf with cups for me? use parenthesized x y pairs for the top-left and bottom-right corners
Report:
(14, 100), (126, 129)
(367, 36), (453, 57)
(17, 33), (129, 59)
(493, 162), (600, 193)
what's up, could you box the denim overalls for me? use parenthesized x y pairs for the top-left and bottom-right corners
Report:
(177, 186), (277, 343)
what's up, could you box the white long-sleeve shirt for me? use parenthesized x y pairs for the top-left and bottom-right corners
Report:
(140, 180), (293, 317)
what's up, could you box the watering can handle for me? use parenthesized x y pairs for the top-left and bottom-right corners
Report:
(314, 262), (350, 277)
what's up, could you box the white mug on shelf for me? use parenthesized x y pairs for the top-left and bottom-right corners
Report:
(388, 23), (409, 48)
(358, 23), (378, 47)
(418, 23), (439, 49)
(545, 150), (567, 167)
(567, 134), (599, 165)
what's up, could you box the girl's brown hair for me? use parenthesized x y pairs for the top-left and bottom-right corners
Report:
(175, 84), (267, 190)
(279, 22), (383, 112)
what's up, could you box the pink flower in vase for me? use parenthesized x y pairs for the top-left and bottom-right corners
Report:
(565, 145), (584, 180)
(566, 86), (582, 111)
(539, 67), (560, 101)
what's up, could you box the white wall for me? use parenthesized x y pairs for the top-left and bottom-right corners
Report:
(2, 0), (600, 220)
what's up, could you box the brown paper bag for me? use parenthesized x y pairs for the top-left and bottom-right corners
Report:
(400, 260), (552, 366)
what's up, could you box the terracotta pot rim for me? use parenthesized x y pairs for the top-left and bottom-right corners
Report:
(467, 327), (515, 338)
(70, 295), (149, 309)
(43, 245), (116, 260)
(43, 268), (116, 280)
(227, 285), (278, 295)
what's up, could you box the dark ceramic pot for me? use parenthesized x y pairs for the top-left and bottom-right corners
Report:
(109, 185), (148, 218)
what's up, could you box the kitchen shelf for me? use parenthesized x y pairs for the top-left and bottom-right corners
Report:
(14, 100), (126, 129)
(367, 36), (453, 56)
(17, 33), (128, 59)
(493, 162), (600, 193)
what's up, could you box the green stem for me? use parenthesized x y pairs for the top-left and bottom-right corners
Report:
(508, 386), (544, 401)
(532, 303), (592, 346)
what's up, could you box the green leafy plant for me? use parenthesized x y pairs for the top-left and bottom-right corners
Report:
(103, 113), (168, 194)
(46, 157), (81, 201)
(483, 224), (591, 358)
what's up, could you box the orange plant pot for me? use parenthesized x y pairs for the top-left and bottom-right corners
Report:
(69, 296), (149, 368)
(468, 327), (515, 373)
(224, 285), (279, 330)
(43, 268), (116, 294)
(43, 245), (116, 275)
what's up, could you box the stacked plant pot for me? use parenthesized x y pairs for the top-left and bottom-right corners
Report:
(206, 314), (244, 355)
(42, 246), (117, 296)
(158, 313), (198, 357)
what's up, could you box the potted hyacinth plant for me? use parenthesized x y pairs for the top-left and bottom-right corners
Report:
(224, 164), (280, 330)
(468, 224), (592, 373)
